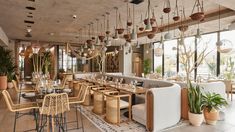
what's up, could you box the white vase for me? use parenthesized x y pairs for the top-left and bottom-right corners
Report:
(7, 82), (13, 89)
(188, 111), (204, 126)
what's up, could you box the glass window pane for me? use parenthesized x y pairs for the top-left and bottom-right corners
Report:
(153, 42), (163, 76)
(197, 33), (217, 78)
(164, 40), (177, 77)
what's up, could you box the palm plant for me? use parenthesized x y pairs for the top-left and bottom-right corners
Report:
(188, 82), (204, 114)
(202, 92), (228, 112)
(0, 46), (15, 77)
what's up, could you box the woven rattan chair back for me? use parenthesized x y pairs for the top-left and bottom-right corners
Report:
(40, 93), (70, 116)
(2, 90), (15, 112)
(12, 80), (20, 93)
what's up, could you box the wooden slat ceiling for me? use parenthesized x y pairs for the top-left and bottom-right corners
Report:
(0, 0), (234, 45)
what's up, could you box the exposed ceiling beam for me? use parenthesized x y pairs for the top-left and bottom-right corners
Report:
(138, 8), (235, 38)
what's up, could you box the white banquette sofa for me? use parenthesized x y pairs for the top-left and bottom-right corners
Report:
(73, 73), (227, 131)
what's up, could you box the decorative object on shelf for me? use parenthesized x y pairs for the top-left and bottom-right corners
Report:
(173, 0), (180, 21)
(178, 7), (188, 32)
(202, 92), (228, 125)
(188, 82), (204, 126)
(145, 0), (152, 31)
(127, 2), (132, 26)
(163, 0), (171, 13)
(190, 0), (204, 21)
(139, 14), (145, 31)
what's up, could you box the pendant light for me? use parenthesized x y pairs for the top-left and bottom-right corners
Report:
(173, 0), (180, 21)
(127, 2), (132, 26)
(98, 15), (105, 42)
(145, 0), (152, 31)
(190, 0), (204, 21)
(195, 23), (201, 39)
(95, 19), (100, 45)
(116, 9), (124, 34)
(178, 7), (188, 32)
(163, 0), (171, 13)
(151, 7), (158, 32)
(216, 5), (222, 47)
(164, 13), (173, 40)
(139, 14), (145, 31)
(106, 12), (110, 35)
(136, 41), (140, 48)
(113, 7), (119, 40)
(131, 4), (137, 41)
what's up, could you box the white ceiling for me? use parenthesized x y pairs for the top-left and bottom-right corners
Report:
(0, 0), (234, 45)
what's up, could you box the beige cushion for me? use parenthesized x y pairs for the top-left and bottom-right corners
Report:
(132, 104), (146, 125)
(119, 100), (129, 109)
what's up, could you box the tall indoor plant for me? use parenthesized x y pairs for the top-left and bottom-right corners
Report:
(202, 92), (228, 125)
(188, 82), (204, 126)
(0, 46), (15, 89)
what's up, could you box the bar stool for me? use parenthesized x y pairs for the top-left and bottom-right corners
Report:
(2, 90), (39, 132)
(39, 93), (70, 132)
(68, 83), (90, 132)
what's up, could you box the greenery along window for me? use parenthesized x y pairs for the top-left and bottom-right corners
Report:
(58, 46), (77, 72)
(220, 30), (235, 80)
(153, 42), (163, 76)
(163, 39), (177, 77)
(197, 33), (217, 78)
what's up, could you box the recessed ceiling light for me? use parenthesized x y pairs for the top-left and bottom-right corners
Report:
(26, 6), (36, 10)
(24, 20), (34, 24)
(27, 25), (32, 27)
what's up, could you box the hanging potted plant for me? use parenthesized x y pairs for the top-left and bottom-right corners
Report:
(202, 92), (228, 125)
(188, 82), (204, 126)
(190, 0), (205, 21)
(0, 46), (15, 89)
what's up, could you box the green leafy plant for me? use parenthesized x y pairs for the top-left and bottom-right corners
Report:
(155, 65), (162, 74)
(202, 92), (228, 112)
(143, 59), (151, 75)
(188, 82), (204, 114)
(224, 57), (234, 80)
(0, 46), (16, 79)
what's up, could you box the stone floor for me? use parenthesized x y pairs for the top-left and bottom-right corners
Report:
(0, 88), (234, 132)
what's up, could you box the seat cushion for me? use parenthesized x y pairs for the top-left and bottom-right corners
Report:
(132, 104), (146, 125)
(120, 100), (129, 109)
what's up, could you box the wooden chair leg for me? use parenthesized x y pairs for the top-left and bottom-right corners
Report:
(13, 112), (18, 132)
(52, 116), (54, 132)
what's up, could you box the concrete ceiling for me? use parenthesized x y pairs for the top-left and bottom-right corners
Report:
(0, 0), (234, 45)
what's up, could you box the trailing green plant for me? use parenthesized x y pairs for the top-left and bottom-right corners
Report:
(143, 59), (151, 75)
(0, 46), (16, 79)
(202, 92), (228, 112)
(188, 82), (204, 114)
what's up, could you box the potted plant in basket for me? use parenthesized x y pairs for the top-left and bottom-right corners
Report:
(202, 92), (228, 125)
(188, 82), (204, 126)
(0, 46), (15, 89)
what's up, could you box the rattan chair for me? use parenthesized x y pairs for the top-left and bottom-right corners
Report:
(92, 87), (117, 115)
(68, 83), (90, 131)
(2, 90), (39, 132)
(12, 80), (35, 103)
(104, 91), (131, 124)
(39, 93), (70, 132)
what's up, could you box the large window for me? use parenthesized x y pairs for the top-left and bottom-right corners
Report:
(153, 42), (163, 76)
(58, 46), (77, 72)
(163, 40), (177, 77)
(220, 30), (235, 79)
(197, 33), (217, 78)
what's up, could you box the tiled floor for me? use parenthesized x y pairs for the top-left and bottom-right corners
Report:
(0, 88), (234, 132)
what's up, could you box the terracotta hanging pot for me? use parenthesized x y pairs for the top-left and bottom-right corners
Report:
(98, 35), (105, 42)
(163, 8), (171, 13)
(116, 28), (124, 34)
(152, 26), (158, 32)
(144, 19), (148, 25)
(123, 34), (131, 40)
(86, 39), (92, 45)
(139, 27), (144, 31)
(147, 33), (155, 39)
(92, 37), (95, 40)
(190, 12), (205, 21)
(159, 27), (164, 32)
(173, 16), (180, 21)
(106, 31), (111, 35)
(178, 25), (188, 32)
(127, 22), (132, 27)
